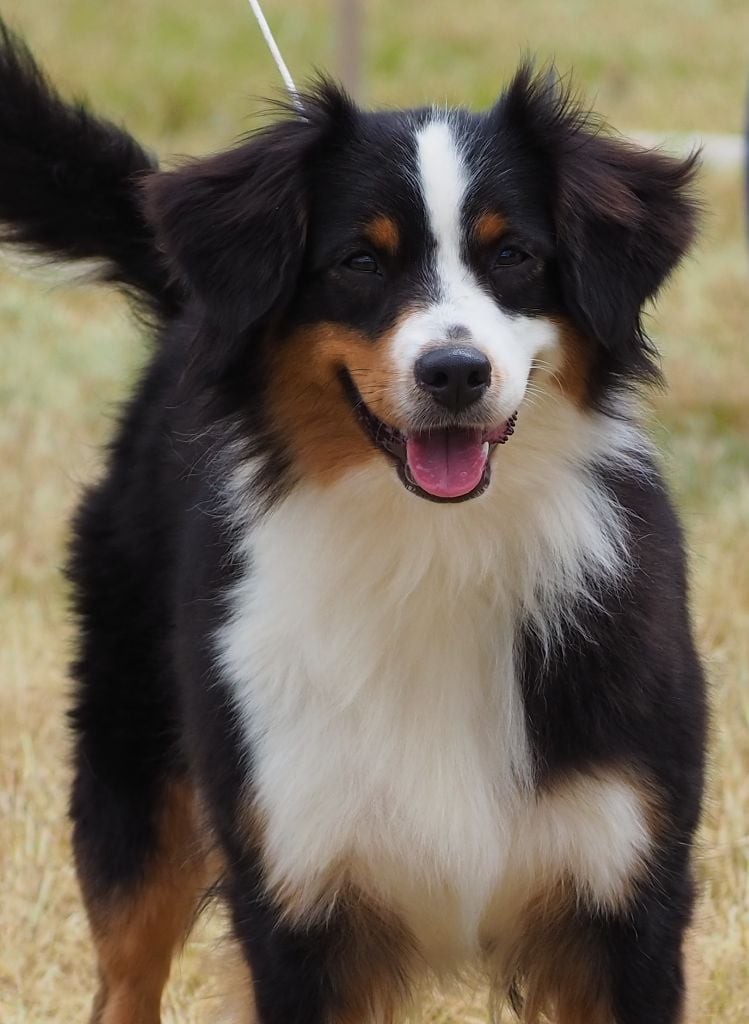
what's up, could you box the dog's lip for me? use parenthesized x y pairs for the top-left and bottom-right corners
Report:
(338, 368), (517, 503)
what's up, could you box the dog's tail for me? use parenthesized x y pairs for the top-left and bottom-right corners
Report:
(0, 22), (179, 317)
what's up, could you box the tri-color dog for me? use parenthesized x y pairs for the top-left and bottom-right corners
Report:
(0, 22), (706, 1024)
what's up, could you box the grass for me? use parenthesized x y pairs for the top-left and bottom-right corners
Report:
(1, 2), (748, 1021)
(1, 0), (747, 152)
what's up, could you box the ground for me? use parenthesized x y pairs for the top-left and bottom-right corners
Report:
(1, 1), (747, 1021)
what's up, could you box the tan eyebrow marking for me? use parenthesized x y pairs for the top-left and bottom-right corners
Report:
(474, 211), (508, 246)
(363, 215), (400, 254)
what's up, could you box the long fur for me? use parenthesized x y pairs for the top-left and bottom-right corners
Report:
(0, 21), (178, 316)
(0, 22), (706, 1024)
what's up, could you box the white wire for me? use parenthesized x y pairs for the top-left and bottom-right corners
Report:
(245, 0), (303, 111)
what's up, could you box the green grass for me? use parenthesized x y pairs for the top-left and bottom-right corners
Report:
(1, 2), (748, 1022)
(2, 0), (748, 153)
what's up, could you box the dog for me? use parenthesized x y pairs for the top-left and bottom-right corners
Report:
(0, 21), (707, 1024)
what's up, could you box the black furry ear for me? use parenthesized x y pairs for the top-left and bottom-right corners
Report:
(144, 83), (354, 380)
(500, 67), (699, 384)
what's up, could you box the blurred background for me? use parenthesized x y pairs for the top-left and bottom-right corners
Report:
(1, 2), (747, 1022)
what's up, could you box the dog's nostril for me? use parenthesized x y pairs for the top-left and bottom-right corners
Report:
(467, 368), (489, 388)
(414, 346), (491, 414)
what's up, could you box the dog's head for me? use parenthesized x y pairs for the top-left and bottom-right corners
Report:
(145, 68), (697, 504)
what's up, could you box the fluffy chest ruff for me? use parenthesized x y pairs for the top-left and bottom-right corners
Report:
(217, 403), (652, 969)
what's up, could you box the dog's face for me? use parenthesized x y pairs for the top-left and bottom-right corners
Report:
(146, 69), (697, 503)
(276, 110), (559, 501)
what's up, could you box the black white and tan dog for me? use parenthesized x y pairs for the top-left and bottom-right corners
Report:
(0, 21), (707, 1024)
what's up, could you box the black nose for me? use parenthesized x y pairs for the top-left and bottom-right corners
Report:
(414, 346), (492, 413)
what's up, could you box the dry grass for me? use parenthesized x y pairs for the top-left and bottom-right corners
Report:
(1, 2), (748, 1021)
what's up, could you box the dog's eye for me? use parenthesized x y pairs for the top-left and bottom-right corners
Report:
(492, 246), (529, 269)
(342, 251), (381, 275)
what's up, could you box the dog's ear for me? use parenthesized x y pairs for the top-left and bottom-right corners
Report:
(499, 67), (699, 383)
(144, 84), (354, 380)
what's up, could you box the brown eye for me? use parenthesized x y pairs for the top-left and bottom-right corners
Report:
(493, 246), (529, 269)
(342, 251), (381, 275)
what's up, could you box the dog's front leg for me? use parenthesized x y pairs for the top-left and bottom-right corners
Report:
(221, 851), (411, 1024)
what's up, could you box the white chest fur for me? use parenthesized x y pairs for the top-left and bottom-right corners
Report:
(217, 406), (651, 963)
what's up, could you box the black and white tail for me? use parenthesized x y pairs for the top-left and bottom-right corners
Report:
(0, 21), (179, 316)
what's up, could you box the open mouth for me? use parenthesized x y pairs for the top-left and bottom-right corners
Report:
(339, 370), (516, 503)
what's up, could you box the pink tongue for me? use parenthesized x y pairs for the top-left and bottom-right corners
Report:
(406, 429), (488, 498)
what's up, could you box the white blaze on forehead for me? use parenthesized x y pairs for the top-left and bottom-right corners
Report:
(386, 115), (559, 421)
(415, 117), (469, 297)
